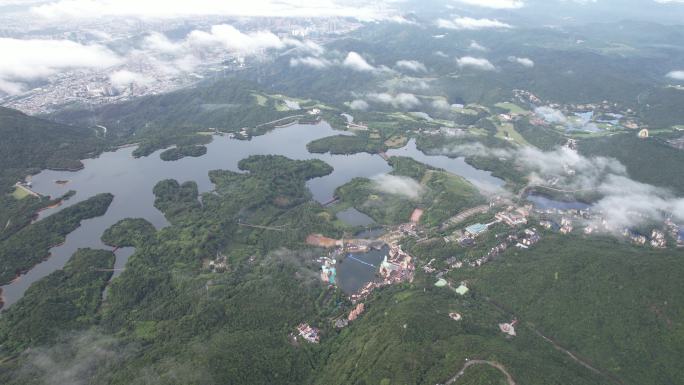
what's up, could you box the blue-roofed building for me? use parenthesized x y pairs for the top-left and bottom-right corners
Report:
(465, 223), (488, 237)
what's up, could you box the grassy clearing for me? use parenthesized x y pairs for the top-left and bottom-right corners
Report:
(388, 112), (421, 122)
(468, 127), (490, 136)
(252, 93), (268, 106)
(495, 102), (528, 115)
(384, 136), (408, 148)
(11, 186), (30, 200)
(453, 107), (480, 116)
(494, 120), (532, 147)
(274, 102), (291, 112)
(267, 93), (311, 104)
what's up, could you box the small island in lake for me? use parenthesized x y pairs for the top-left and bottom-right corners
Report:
(159, 145), (208, 161)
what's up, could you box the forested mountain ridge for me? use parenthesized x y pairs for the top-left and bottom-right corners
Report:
(0, 107), (106, 242)
(0, 106), (102, 189)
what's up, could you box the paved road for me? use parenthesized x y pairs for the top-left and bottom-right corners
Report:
(443, 360), (516, 385)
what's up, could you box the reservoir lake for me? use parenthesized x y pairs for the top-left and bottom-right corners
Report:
(1, 121), (503, 309)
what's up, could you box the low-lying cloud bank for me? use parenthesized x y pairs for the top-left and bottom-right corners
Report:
(439, 142), (684, 231)
(452, 0), (525, 9)
(437, 16), (513, 30)
(14, 331), (134, 385)
(396, 60), (427, 73)
(0, 38), (120, 94)
(372, 174), (425, 200)
(290, 51), (392, 74)
(534, 106), (599, 132)
(29, 0), (391, 21)
(667, 70), (684, 81)
(0, 24), (325, 95)
(366, 92), (422, 109)
(508, 56), (535, 68)
(349, 99), (370, 111)
(456, 56), (496, 71)
(109, 70), (152, 90)
(343, 51), (376, 72)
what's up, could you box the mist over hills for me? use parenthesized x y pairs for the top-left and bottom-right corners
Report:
(0, 1), (683, 385)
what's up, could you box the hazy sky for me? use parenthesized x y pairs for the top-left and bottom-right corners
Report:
(0, 0), (680, 19)
(0, 0), (682, 95)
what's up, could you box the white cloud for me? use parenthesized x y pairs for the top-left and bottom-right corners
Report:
(372, 174), (425, 200)
(109, 70), (152, 90)
(469, 41), (488, 51)
(349, 99), (369, 111)
(456, 56), (496, 71)
(440, 143), (684, 231)
(15, 331), (132, 385)
(432, 99), (464, 111)
(367, 92), (422, 109)
(0, 37), (120, 94)
(368, 93), (394, 105)
(290, 56), (332, 69)
(534, 106), (600, 132)
(142, 32), (183, 54)
(30, 0), (386, 21)
(396, 60), (427, 73)
(508, 56), (535, 68)
(139, 25), (321, 75)
(0, 23), (328, 96)
(0, 79), (24, 95)
(343, 51), (375, 72)
(666, 70), (684, 80)
(283, 38), (325, 56)
(593, 174), (684, 230)
(437, 17), (512, 30)
(393, 93), (422, 109)
(187, 24), (284, 52)
(0, 0), (47, 5)
(410, 111), (433, 121)
(534, 106), (567, 124)
(432, 99), (450, 110)
(386, 15), (418, 25)
(291, 50), (393, 74)
(401, 77), (431, 90)
(452, 0), (525, 9)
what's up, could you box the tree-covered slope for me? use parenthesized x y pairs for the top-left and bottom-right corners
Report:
(0, 193), (113, 286)
(0, 106), (101, 188)
(450, 234), (684, 385)
(0, 248), (115, 355)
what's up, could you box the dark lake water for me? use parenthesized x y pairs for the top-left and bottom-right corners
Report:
(336, 207), (375, 227)
(355, 228), (386, 239)
(527, 193), (592, 211)
(1, 122), (505, 309)
(386, 139), (505, 192)
(336, 246), (388, 294)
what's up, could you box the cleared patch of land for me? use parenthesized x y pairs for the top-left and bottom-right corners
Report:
(252, 93), (268, 106)
(495, 102), (528, 115)
(11, 186), (30, 200)
(384, 135), (407, 148)
(494, 120), (532, 147)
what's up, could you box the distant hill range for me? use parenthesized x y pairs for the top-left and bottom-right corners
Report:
(0, 106), (103, 191)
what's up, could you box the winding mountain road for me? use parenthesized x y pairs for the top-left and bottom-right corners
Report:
(443, 360), (516, 385)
